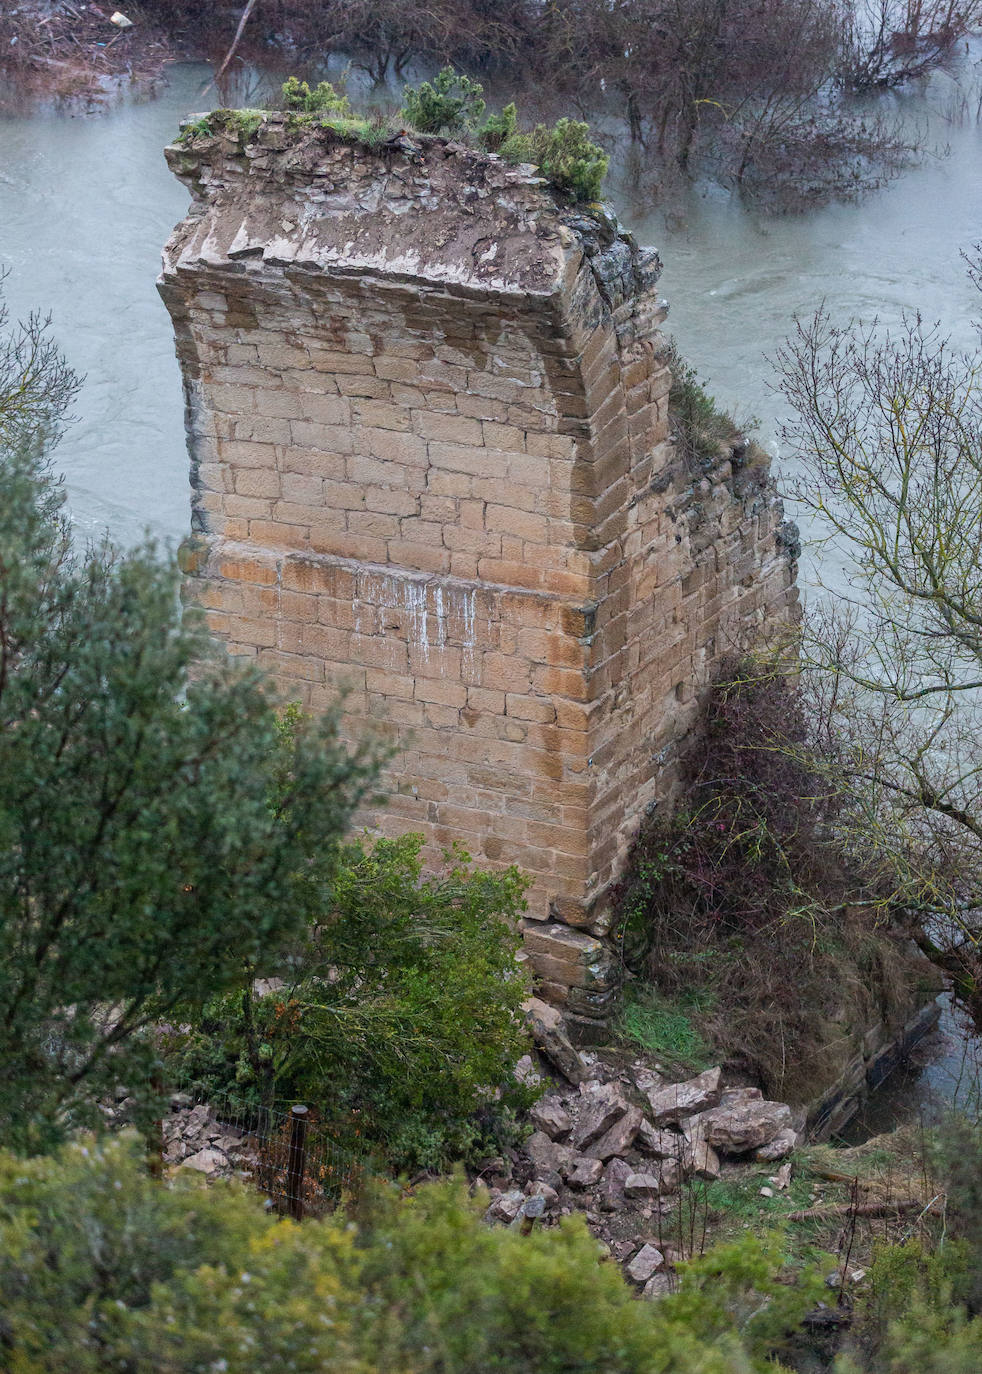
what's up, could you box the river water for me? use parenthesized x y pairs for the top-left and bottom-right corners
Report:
(3, 56), (982, 1123)
(2, 60), (982, 555)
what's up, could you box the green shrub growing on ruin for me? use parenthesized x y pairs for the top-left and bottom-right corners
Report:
(667, 340), (744, 468)
(167, 832), (534, 1173)
(401, 66), (486, 135)
(477, 100), (517, 152)
(0, 297), (378, 1154)
(500, 117), (609, 201)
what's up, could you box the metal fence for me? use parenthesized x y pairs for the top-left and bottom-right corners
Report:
(143, 1078), (368, 1221)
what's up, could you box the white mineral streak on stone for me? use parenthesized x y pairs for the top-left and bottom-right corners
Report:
(356, 569), (476, 671)
(406, 579), (429, 663)
(434, 585), (446, 650)
(462, 589), (477, 676)
(227, 219), (255, 258)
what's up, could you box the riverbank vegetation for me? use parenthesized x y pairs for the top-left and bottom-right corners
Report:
(4, 1123), (982, 1370)
(613, 659), (939, 1101)
(4, 1), (980, 204)
(777, 246), (982, 1028)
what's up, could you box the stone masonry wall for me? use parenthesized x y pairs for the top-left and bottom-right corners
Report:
(160, 114), (798, 1024)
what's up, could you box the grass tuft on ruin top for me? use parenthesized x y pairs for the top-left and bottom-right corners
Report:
(179, 68), (609, 204)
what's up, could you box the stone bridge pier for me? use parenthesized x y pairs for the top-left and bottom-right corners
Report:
(160, 114), (797, 1029)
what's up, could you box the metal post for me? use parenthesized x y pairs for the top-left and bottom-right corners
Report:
(286, 1105), (309, 1222)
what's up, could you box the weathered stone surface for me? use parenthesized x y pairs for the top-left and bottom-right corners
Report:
(523, 927), (618, 998)
(688, 1138), (721, 1181)
(567, 1155), (605, 1188)
(525, 1130), (574, 1180)
(162, 118), (798, 1013)
(720, 1086), (762, 1107)
(529, 1096), (572, 1141)
(636, 1121), (690, 1160)
(573, 1082), (631, 1151)
(588, 1105), (643, 1161)
(754, 1128), (798, 1162)
(524, 998), (587, 1086)
(691, 1099), (793, 1154)
(642, 1273), (674, 1300)
(624, 1171), (665, 1199)
(626, 1244), (666, 1284)
(487, 1189), (525, 1224)
(645, 1067), (723, 1126)
(599, 1158), (633, 1212)
(525, 1180), (559, 1210)
(181, 1147), (226, 1174)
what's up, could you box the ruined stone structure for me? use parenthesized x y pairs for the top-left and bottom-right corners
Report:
(159, 114), (797, 1024)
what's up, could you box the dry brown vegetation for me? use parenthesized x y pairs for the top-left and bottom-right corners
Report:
(613, 662), (937, 1103)
(5, 1), (976, 199)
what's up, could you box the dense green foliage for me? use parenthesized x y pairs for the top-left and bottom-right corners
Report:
(400, 66), (487, 135)
(181, 71), (608, 204)
(167, 832), (533, 1172)
(398, 71), (609, 201)
(281, 76), (351, 116)
(0, 1134), (832, 1374)
(499, 118), (609, 202)
(4, 1129), (982, 1372)
(0, 304), (376, 1151)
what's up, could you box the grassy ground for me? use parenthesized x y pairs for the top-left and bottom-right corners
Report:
(667, 1125), (944, 1291)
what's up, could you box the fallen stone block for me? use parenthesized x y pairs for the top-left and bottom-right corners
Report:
(626, 1243), (666, 1284)
(567, 1155), (604, 1188)
(688, 1138), (721, 1181)
(573, 1082), (631, 1150)
(754, 1128), (798, 1162)
(642, 1273), (674, 1300)
(523, 996), (588, 1086)
(588, 1105), (643, 1161)
(487, 1189), (525, 1224)
(599, 1158), (633, 1212)
(637, 1120), (691, 1161)
(645, 1067), (722, 1126)
(181, 1147), (226, 1174)
(720, 1086), (762, 1106)
(624, 1171), (664, 1199)
(530, 1096), (572, 1141)
(525, 1180), (559, 1210)
(690, 1099), (793, 1154)
(525, 1129), (574, 1176)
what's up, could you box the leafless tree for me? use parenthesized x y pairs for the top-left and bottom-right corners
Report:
(777, 253), (982, 1018)
(841, 0), (982, 92)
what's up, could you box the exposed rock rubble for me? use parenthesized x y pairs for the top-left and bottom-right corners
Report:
(160, 1098), (260, 1179)
(485, 1011), (800, 1294)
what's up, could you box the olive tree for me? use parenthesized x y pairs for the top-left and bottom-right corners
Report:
(0, 296), (375, 1148)
(777, 253), (982, 1014)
